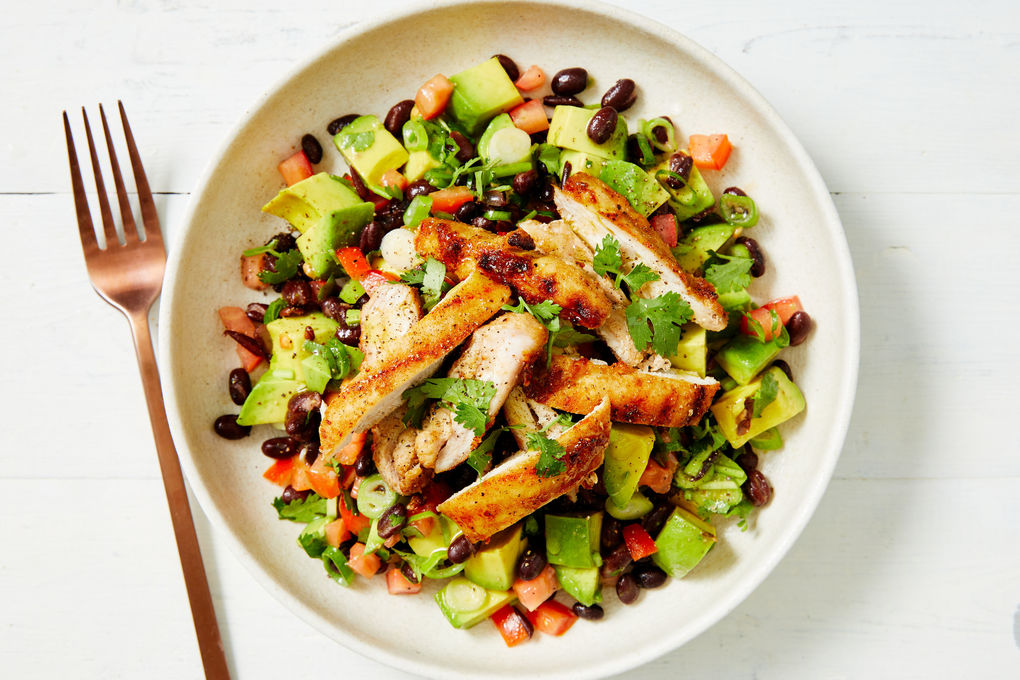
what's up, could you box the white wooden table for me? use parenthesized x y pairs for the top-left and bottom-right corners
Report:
(3, 1), (1018, 677)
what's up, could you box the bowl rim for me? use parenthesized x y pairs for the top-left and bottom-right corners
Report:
(159, 0), (860, 677)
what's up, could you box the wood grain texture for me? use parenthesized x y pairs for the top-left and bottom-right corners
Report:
(3, 0), (1018, 678)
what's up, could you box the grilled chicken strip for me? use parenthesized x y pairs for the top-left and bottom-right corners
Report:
(502, 385), (570, 450)
(415, 313), (548, 473)
(554, 173), (727, 331)
(319, 269), (511, 454)
(415, 217), (613, 330)
(524, 355), (719, 428)
(437, 398), (611, 543)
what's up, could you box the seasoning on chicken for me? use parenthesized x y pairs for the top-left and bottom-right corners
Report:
(414, 217), (613, 330)
(415, 312), (548, 473)
(554, 173), (727, 331)
(523, 355), (719, 428)
(318, 269), (511, 455)
(437, 398), (611, 543)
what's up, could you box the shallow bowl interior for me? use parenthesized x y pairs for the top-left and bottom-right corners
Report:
(160, 1), (859, 678)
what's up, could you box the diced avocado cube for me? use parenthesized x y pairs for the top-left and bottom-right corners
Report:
(266, 313), (339, 381)
(545, 513), (602, 568)
(668, 324), (707, 377)
(605, 490), (654, 521)
(296, 202), (375, 279)
(547, 106), (627, 160)
(464, 524), (526, 592)
(673, 223), (735, 274)
(408, 515), (462, 557)
(599, 160), (670, 216)
(555, 565), (602, 607)
(602, 424), (655, 507)
(404, 149), (441, 182)
(559, 149), (607, 178)
(262, 173), (367, 234)
(715, 334), (782, 386)
(717, 288), (752, 312)
(711, 366), (807, 448)
(654, 157), (715, 221)
(749, 427), (784, 450)
(435, 577), (517, 629)
(333, 115), (409, 187)
(447, 57), (524, 136)
(651, 506), (716, 578)
(300, 353), (332, 394)
(236, 369), (301, 426)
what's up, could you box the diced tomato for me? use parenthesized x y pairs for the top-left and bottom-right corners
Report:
(338, 493), (371, 536)
(334, 431), (368, 466)
(277, 150), (314, 186)
(415, 74), (454, 120)
(508, 99), (549, 134)
(638, 458), (673, 495)
(306, 456), (341, 499)
(346, 543), (381, 578)
(740, 306), (783, 341)
(263, 457), (295, 486)
(324, 518), (349, 548)
(762, 295), (804, 325)
(334, 247), (372, 281)
(688, 134), (732, 171)
(514, 65), (546, 91)
(622, 524), (658, 561)
(524, 599), (577, 636)
(361, 269), (400, 295)
(240, 252), (271, 291)
(650, 213), (678, 248)
(386, 567), (423, 595)
(289, 460), (313, 492)
(218, 306), (263, 372)
(428, 186), (475, 214)
(380, 169), (409, 193)
(513, 564), (559, 611)
(491, 605), (533, 647)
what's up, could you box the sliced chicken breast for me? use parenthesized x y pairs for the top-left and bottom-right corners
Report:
(414, 217), (613, 330)
(437, 398), (611, 543)
(503, 386), (569, 450)
(524, 355), (719, 428)
(554, 173), (727, 331)
(319, 269), (511, 455)
(358, 283), (423, 369)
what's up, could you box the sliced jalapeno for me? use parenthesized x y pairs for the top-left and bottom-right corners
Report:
(356, 474), (397, 519)
(718, 193), (759, 228)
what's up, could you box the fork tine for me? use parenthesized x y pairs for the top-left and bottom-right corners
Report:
(64, 111), (99, 255)
(118, 101), (163, 248)
(82, 107), (120, 248)
(99, 103), (141, 243)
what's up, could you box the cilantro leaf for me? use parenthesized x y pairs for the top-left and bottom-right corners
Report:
(752, 371), (779, 418)
(272, 493), (327, 523)
(400, 257), (449, 310)
(337, 129), (374, 152)
(528, 431), (568, 477)
(704, 252), (752, 294)
(263, 297), (286, 324)
(592, 234), (660, 292)
(242, 238), (280, 257)
(621, 263), (659, 292)
(502, 298), (593, 365)
(303, 338), (363, 382)
(401, 378), (496, 436)
(625, 292), (693, 356)
(258, 248), (304, 284)
(467, 429), (502, 476)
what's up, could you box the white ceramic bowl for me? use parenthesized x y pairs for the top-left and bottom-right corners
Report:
(160, 1), (859, 677)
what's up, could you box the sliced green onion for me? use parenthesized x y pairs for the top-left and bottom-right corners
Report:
(263, 298), (286, 324)
(642, 117), (677, 153)
(356, 474), (397, 519)
(338, 278), (366, 304)
(345, 309), (361, 326)
(483, 209), (511, 221)
(536, 210), (557, 218)
(718, 194), (759, 228)
(634, 133), (655, 166)
(520, 209), (538, 222)
(402, 119), (428, 151)
(491, 161), (533, 178)
(403, 194), (434, 229)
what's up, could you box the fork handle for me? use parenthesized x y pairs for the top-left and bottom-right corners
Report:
(129, 309), (232, 680)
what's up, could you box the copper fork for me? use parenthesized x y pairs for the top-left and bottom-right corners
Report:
(63, 103), (231, 680)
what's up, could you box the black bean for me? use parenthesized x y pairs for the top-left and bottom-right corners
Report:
(736, 236), (766, 277)
(586, 106), (618, 144)
(771, 359), (794, 382)
(261, 436), (299, 459)
(269, 231), (297, 252)
(319, 297), (350, 323)
(723, 186), (748, 197)
(384, 99), (415, 138)
(354, 293), (369, 308)
(353, 447), (375, 477)
(482, 189), (507, 207)
(616, 573), (639, 604)
(542, 95), (583, 108)
(326, 114), (360, 136)
(537, 182), (555, 203)
(600, 543), (632, 576)
(471, 215), (496, 232)
(348, 170), (370, 200)
(633, 564), (668, 589)
(213, 414), (250, 440)
(512, 169), (539, 196)
(560, 160), (572, 184)
(601, 78), (637, 111)
(745, 469), (773, 506)
(405, 179), (436, 200)
(359, 220), (387, 253)
(447, 535), (475, 564)
(666, 152), (693, 188)
(449, 131), (475, 164)
(572, 602), (605, 620)
(455, 200), (480, 223)
(493, 54), (520, 82)
(736, 449), (759, 475)
(377, 503), (408, 539)
(282, 279), (314, 308)
(400, 562), (420, 584)
(551, 67), (588, 96)
(285, 392), (322, 439)
(223, 330), (267, 360)
(244, 302), (268, 323)
(651, 116), (674, 144)
(334, 318), (360, 345)
(516, 548), (547, 581)
(300, 442), (319, 466)
(280, 485), (311, 504)
(642, 505), (672, 537)
(227, 368), (251, 406)
(786, 311), (812, 346)
(601, 516), (623, 551)
(301, 134), (323, 164)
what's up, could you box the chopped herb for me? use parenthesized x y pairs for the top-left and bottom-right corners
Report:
(303, 337), (363, 382)
(272, 493), (327, 523)
(257, 248), (304, 284)
(743, 309), (790, 348)
(502, 298), (595, 365)
(592, 234), (661, 292)
(625, 292), (694, 356)
(403, 195), (434, 229)
(529, 430), (568, 477)
(466, 428), (502, 476)
(704, 252), (752, 294)
(399, 257), (449, 310)
(263, 298), (286, 324)
(337, 129), (374, 152)
(401, 377), (496, 436)
(752, 371), (779, 418)
(242, 238), (279, 257)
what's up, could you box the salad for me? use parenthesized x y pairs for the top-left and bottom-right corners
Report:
(212, 54), (812, 646)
